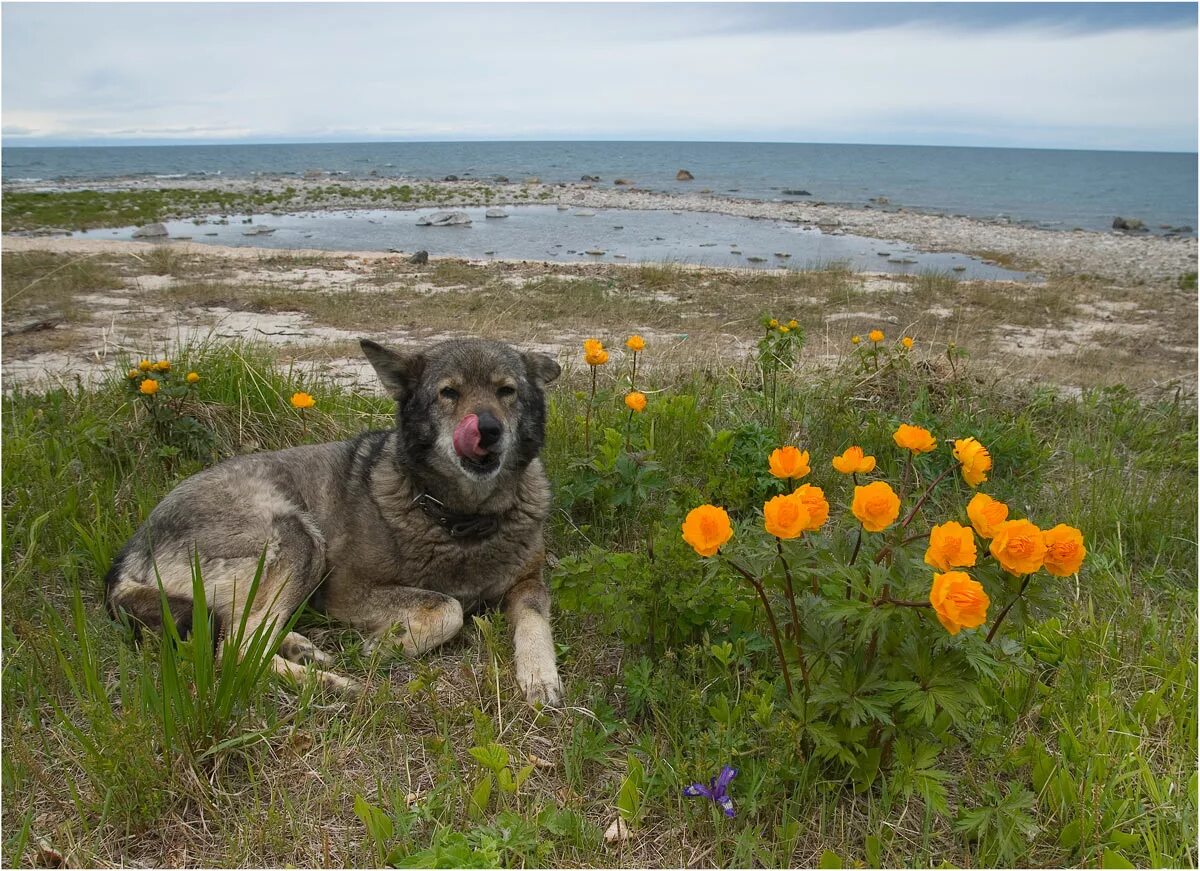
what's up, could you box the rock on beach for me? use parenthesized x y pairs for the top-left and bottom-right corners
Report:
(132, 222), (169, 238)
(417, 211), (472, 227)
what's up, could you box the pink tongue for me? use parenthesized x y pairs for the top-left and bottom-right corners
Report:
(453, 414), (488, 459)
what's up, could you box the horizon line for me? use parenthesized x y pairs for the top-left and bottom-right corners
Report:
(3, 137), (1196, 156)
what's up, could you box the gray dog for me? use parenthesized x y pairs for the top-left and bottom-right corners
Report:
(105, 338), (563, 704)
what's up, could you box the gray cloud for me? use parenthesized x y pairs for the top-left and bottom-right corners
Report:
(2, 3), (1195, 151)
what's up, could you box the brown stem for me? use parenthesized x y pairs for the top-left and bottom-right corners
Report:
(584, 365), (596, 452)
(901, 530), (931, 546)
(726, 557), (798, 698)
(630, 351), (638, 392)
(985, 574), (1032, 643)
(900, 453), (913, 501)
(847, 526), (864, 600)
(898, 464), (954, 531)
(873, 594), (933, 608)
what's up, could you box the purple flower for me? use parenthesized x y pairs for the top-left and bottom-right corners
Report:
(683, 765), (737, 817)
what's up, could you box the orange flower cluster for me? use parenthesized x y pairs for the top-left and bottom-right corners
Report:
(583, 338), (609, 367)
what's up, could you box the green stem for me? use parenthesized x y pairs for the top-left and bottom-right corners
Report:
(584, 365), (597, 453)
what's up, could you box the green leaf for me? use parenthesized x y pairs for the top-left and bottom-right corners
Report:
(1058, 819), (1082, 851)
(468, 775), (493, 820)
(1100, 849), (1135, 869)
(818, 849), (843, 868)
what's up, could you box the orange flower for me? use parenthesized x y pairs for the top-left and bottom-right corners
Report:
(851, 335), (861, 345)
(584, 339), (609, 366)
(831, 445), (876, 475)
(137, 359), (153, 372)
(869, 329), (884, 343)
(290, 391), (315, 410)
(989, 519), (1046, 576)
(1042, 524), (1086, 576)
(127, 368), (140, 379)
(154, 359), (171, 372)
(763, 492), (811, 540)
(186, 371), (200, 384)
(768, 318), (779, 328)
(583, 338), (603, 354)
(929, 571), (990, 635)
(924, 521), (978, 572)
(624, 391), (647, 412)
(852, 481), (901, 532)
(953, 437), (992, 487)
(625, 335), (646, 352)
(966, 492), (1009, 539)
(787, 319), (798, 329)
(681, 505), (733, 557)
(768, 446), (810, 480)
(139, 378), (159, 396)
(893, 423), (937, 454)
(902, 336), (914, 349)
(792, 483), (829, 530)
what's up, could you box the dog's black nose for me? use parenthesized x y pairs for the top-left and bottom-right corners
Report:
(476, 411), (503, 448)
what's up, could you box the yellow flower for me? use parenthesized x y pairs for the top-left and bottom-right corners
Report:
(966, 492), (1009, 539)
(139, 378), (159, 396)
(893, 423), (937, 454)
(625, 391), (647, 412)
(924, 521), (978, 572)
(989, 519), (1046, 576)
(583, 338), (603, 354)
(831, 445), (876, 475)
(127, 368), (140, 379)
(788, 319), (798, 329)
(186, 371), (200, 384)
(779, 325), (790, 333)
(585, 348), (609, 366)
(1042, 524), (1086, 576)
(681, 504), (734, 557)
(625, 335), (646, 352)
(902, 336), (914, 349)
(792, 483), (829, 530)
(768, 319), (779, 328)
(852, 481), (901, 532)
(869, 329), (884, 343)
(768, 446), (810, 480)
(929, 571), (990, 635)
(290, 391), (315, 410)
(154, 359), (171, 372)
(763, 492), (811, 540)
(851, 335), (861, 345)
(137, 359), (153, 371)
(953, 437), (992, 487)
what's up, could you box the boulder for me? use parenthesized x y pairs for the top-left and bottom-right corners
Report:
(573, 210), (595, 217)
(494, 176), (510, 183)
(1112, 216), (1145, 232)
(614, 178), (634, 186)
(443, 175), (459, 182)
(485, 208), (509, 219)
(416, 211), (472, 226)
(581, 174), (601, 182)
(676, 169), (694, 181)
(556, 204), (570, 211)
(782, 189), (811, 196)
(132, 222), (169, 238)
(409, 250), (429, 264)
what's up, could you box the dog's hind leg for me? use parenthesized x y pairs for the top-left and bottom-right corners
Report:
(218, 513), (359, 695)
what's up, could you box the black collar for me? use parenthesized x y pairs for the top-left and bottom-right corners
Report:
(413, 493), (501, 540)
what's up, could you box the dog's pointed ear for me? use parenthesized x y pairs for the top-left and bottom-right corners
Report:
(361, 339), (424, 399)
(523, 352), (561, 387)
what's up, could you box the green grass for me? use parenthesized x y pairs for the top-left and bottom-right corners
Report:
(2, 339), (1196, 867)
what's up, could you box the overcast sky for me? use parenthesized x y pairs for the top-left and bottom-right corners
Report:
(3, 2), (1196, 151)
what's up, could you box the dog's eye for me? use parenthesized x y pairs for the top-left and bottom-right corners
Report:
(497, 385), (517, 398)
(440, 387), (459, 401)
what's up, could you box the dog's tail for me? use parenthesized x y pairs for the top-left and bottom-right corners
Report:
(103, 548), (218, 644)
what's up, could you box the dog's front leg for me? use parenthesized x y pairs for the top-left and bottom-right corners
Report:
(503, 560), (562, 706)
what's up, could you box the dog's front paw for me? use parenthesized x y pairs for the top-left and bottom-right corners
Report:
(517, 661), (562, 706)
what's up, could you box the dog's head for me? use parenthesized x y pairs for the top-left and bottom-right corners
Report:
(361, 338), (560, 500)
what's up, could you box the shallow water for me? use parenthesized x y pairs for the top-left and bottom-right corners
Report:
(76, 205), (1029, 280)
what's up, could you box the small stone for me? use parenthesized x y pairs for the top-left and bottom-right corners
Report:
(409, 250), (429, 264)
(676, 168), (694, 181)
(485, 208), (508, 219)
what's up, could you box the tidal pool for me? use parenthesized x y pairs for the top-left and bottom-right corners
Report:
(79, 205), (1030, 281)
